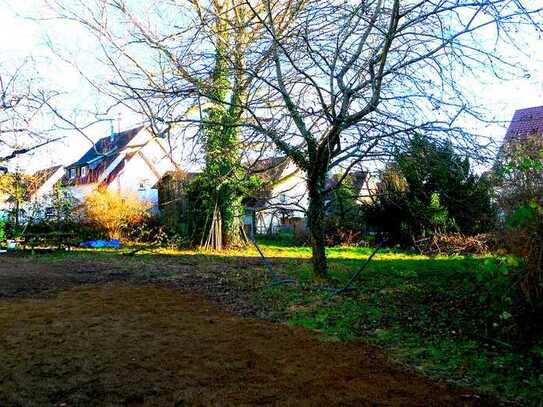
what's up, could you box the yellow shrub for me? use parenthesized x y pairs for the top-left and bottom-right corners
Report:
(82, 191), (151, 240)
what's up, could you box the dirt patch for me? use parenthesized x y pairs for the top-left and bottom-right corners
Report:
(0, 254), (266, 316)
(0, 284), (491, 406)
(0, 255), (130, 298)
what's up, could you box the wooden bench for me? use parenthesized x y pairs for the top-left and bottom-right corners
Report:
(20, 232), (77, 253)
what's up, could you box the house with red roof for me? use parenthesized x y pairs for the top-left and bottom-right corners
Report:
(62, 126), (178, 211)
(504, 105), (543, 144)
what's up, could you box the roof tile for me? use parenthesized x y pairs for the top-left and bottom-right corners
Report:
(66, 126), (144, 168)
(505, 105), (543, 143)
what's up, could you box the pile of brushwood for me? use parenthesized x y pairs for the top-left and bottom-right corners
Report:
(415, 233), (492, 256)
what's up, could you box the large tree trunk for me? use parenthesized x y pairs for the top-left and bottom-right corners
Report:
(308, 170), (328, 276)
(221, 193), (244, 248)
(201, 12), (247, 251)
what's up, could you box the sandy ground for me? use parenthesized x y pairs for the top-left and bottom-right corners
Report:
(0, 255), (493, 406)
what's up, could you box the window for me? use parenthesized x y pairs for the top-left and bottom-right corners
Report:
(138, 179), (149, 191)
(45, 207), (54, 218)
(81, 166), (88, 178)
(68, 168), (76, 179)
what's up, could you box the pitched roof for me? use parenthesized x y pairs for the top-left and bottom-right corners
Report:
(66, 126), (144, 168)
(155, 170), (199, 186)
(33, 165), (63, 181)
(62, 154), (118, 186)
(244, 157), (301, 209)
(29, 165), (63, 196)
(98, 152), (137, 189)
(325, 171), (369, 198)
(249, 156), (292, 182)
(2, 166), (62, 202)
(505, 106), (543, 143)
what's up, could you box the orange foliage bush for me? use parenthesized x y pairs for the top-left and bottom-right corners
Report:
(81, 191), (151, 240)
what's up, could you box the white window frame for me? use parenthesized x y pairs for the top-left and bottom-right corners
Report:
(138, 179), (148, 191)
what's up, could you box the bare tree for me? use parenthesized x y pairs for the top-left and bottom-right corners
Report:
(0, 60), (62, 164)
(236, 0), (543, 274)
(43, 0), (307, 248)
(43, 0), (542, 274)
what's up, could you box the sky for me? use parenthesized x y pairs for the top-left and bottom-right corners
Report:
(0, 0), (145, 171)
(1, 0), (543, 173)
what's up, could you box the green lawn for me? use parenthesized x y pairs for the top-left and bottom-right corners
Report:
(246, 243), (542, 405)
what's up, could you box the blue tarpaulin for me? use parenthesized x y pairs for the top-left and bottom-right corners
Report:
(79, 240), (121, 249)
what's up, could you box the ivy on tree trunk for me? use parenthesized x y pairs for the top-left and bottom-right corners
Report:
(201, 16), (247, 249)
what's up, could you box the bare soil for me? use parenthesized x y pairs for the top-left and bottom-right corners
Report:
(0, 255), (492, 406)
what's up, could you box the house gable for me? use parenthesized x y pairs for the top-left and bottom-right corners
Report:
(325, 171), (376, 204)
(104, 136), (178, 208)
(63, 126), (178, 208)
(247, 157), (307, 216)
(31, 165), (65, 201)
(63, 126), (147, 187)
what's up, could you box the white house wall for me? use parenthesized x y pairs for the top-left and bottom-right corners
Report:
(108, 154), (158, 206)
(124, 127), (153, 149)
(255, 161), (308, 234)
(141, 137), (178, 178)
(68, 184), (96, 203)
(23, 167), (67, 222)
(1, 167), (67, 223)
(357, 175), (378, 204)
(107, 138), (176, 211)
(0, 194), (10, 219)
(269, 161), (308, 216)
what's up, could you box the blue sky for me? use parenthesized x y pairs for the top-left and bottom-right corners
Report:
(1, 0), (542, 172)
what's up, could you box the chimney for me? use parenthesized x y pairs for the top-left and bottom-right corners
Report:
(117, 112), (122, 134)
(110, 119), (115, 143)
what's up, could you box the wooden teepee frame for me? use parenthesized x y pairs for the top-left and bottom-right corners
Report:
(202, 202), (222, 251)
(201, 198), (253, 251)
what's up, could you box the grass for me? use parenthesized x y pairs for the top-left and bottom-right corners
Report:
(247, 243), (543, 405)
(3, 242), (542, 404)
